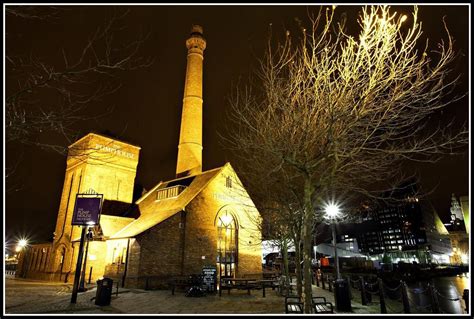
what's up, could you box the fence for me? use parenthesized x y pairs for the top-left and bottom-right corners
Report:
(316, 272), (468, 314)
(5, 270), (16, 277)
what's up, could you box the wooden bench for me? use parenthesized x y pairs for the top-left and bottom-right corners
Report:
(284, 296), (334, 314)
(285, 296), (303, 313)
(312, 296), (334, 313)
(169, 275), (202, 295)
(219, 277), (258, 296)
(243, 273), (280, 291)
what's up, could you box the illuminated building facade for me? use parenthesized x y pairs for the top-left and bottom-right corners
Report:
(355, 182), (430, 263)
(445, 194), (469, 265)
(16, 25), (263, 288)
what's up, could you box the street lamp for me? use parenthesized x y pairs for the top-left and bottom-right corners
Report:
(324, 201), (352, 312)
(325, 202), (341, 280)
(16, 238), (29, 278)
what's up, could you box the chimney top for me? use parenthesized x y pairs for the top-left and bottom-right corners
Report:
(191, 25), (203, 36)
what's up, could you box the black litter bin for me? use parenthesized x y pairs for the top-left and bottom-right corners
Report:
(462, 289), (469, 313)
(95, 278), (113, 306)
(334, 278), (352, 312)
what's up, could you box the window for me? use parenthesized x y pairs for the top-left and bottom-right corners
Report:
(156, 185), (186, 200)
(121, 247), (127, 264)
(226, 176), (232, 188)
(112, 248), (117, 263)
(217, 210), (237, 278)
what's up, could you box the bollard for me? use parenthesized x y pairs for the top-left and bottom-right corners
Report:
(360, 276), (367, 305)
(462, 289), (469, 314)
(328, 275), (332, 292)
(429, 282), (440, 313)
(116, 280), (119, 296)
(88, 266), (93, 284)
(347, 276), (352, 300)
(400, 281), (411, 313)
(322, 273), (326, 290)
(378, 278), (387, 314)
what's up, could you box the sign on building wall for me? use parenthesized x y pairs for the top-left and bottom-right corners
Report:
(72, 195), (103, 226)
(201, 265), (217, 292)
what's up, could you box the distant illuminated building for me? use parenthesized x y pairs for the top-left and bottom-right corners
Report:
(356, 181), (429, 263)
(422, 204), (452, 264)
(445, 194), (469, 265)
(450, 193), (464, 223)
(16, 26), (263, 288)
(459, 196), (469, 234)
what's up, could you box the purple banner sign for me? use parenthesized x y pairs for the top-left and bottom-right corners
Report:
(72, 196), (102, 226)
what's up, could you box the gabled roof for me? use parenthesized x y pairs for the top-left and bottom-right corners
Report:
(110, 165), (227, 239)
(100, 215), (135, 237)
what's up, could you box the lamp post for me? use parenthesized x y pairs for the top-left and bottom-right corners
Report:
(78, 227), (93, 292)
(16, 239), (29, 278)
(325, 203), (341, 280)
(325, 202), (351, 312)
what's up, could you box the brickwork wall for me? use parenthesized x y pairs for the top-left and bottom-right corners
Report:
(123, 213), (182, 289)
(27, 133), (141, 283)
(183, 165), (262, 277)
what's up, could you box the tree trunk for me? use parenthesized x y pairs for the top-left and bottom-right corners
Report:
(282, 239), (289, 279)
(302, 177), (314, 313)
(294, 234), (303, 297)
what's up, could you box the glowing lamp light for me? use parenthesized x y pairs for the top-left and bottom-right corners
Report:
(325, 202), (340, 219)
(18, 239), (28, 248)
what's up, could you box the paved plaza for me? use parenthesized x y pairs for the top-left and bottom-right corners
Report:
(5, 277), (387, 314)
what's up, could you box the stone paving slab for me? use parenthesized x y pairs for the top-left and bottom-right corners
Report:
(6, 277), (392, 314)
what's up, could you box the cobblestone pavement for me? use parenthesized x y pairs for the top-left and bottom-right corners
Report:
(5, 278), (391, 314)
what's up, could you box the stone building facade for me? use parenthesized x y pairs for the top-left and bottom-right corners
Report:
(16, 25), (263, 288)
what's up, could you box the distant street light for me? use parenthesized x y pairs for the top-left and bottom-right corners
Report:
(18, 239), (28, 248)
(16, 238), (29, 252)
(16, 238), (30, 278)
(325, 202), (341, 280)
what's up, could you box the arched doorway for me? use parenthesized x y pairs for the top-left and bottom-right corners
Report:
(216, 210), (238, 278)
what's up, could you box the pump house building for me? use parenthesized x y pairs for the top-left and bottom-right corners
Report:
(16, 26), (263, 288)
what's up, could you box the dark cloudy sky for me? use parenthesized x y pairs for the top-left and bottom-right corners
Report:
(5, 5), (469, 244)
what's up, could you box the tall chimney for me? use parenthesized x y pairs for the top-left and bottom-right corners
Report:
(176, 25), (206, 178)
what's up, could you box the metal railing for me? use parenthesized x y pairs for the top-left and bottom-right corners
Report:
(316, 272), (468, 314)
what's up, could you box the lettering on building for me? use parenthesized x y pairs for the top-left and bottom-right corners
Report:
(95, 143), (135, 159)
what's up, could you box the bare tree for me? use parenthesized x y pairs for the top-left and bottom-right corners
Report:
(6, 6), (153, 155)
(227, 5), (467, 313)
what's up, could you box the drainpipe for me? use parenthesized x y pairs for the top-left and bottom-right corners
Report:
(180, 208), (187, 275)
(122, 238), (131, 288)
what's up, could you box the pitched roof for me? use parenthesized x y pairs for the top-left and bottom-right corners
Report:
(100, 215), (135, 237)
(110, 165), (226, 239)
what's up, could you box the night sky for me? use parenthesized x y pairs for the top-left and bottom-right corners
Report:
(5, 5), (469, 245)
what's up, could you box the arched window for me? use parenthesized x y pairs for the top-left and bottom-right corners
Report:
(216, 210), (238, 278)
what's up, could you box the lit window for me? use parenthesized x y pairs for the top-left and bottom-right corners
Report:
(156, 185), (186, 200)
(121, 247), (127, 264)
(112, 248), (117, 264)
